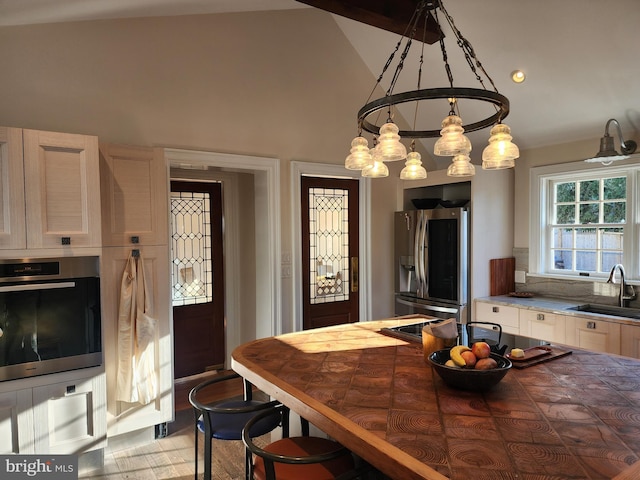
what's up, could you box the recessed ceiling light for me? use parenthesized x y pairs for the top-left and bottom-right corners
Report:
(511, 70), (526, 83)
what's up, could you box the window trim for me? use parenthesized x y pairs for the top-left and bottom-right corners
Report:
(530, 160), (639, 281)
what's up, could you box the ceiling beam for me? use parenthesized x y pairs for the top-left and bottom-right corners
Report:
(296, 0), (442, 44)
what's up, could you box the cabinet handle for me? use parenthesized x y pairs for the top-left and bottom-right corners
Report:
(61, 237), (71, 245)
(587, 321), (596, 330)
(492, 306), (499, 313)
(537, 313), (545, 321)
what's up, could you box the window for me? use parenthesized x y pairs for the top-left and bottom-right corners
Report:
(530, 163), (638, 280)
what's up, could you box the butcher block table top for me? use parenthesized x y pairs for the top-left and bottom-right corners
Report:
(231, 317), (640, 480)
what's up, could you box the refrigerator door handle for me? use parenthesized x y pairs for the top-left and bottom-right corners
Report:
(414, 212), (423, 294)
(418, 212), (428, 297)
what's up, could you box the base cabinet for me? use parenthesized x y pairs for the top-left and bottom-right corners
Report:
(0, 369), (105, 455)
(621, 324), (640, 359)
(564, 317), (621, 355)
(475, 301), (520, 335)
(0, 389), (33, 454)
(32, 373), (107, 454)
(520, 310), (566, 344)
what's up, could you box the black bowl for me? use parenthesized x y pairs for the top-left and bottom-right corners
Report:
(411, 198), (441, 209)
(439, 199), (469, 208)
(428, 349), (512, 391)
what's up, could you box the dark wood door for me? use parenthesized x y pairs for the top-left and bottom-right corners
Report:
(301, 176), (359, 330)
(171, 181), (225, 378)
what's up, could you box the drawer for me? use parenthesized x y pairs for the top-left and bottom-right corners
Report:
(520, 309), (565, 343)
(475, 302), (520, 334)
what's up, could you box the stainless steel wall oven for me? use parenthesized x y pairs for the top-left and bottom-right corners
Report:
(0, 256), (101, 382)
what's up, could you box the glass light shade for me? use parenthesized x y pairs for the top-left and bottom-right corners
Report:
(482, 123), (519, 170)
(434, 115), (472, 156)
(345, 136), (373, 170)
(362, 146), (389, 178)
(447, 153), (476, 177)
(377, 122), (407, 161)
(400, 151), (427, 180)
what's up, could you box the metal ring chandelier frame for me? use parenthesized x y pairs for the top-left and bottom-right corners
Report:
(358, 87), (510, 139)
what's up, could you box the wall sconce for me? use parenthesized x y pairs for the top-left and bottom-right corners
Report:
(584, 118), (637, 165)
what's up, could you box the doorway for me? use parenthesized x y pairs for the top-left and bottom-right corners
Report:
(170, 181), (225, 378)
(165, 148), (280, 369)
(301, 176), (360, 329)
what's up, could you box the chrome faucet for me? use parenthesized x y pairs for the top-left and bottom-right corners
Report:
(607, 264), (636, 307)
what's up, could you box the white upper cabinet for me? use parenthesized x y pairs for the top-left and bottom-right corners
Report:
(99, 143), (168, 247)
(0, 127), (26, 249)
(0, 127), (101, 251)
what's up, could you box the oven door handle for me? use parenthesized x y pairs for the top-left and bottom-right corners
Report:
(0, 281), (76, 292)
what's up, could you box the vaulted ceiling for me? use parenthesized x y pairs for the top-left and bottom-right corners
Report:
(1, 0), (639, 164)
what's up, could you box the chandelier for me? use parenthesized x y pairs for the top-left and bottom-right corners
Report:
(345, 0), (519, 179)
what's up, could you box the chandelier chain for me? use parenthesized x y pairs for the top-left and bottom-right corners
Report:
(439, 1), (499, 95)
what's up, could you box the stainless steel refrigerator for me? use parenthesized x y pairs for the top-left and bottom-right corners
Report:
(394, 207), (470, 325)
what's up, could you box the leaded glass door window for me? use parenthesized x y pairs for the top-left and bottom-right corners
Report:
(170, 181), (225, 378)
(171, 191), (212, 306)
(301, 176), (359, 330)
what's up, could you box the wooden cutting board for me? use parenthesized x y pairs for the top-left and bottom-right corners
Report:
(506, 345), (572, 369)
(490, 257), (515, 296)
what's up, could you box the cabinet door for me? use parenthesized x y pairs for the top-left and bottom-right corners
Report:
(520, 310), (566, 343)
(621, 324), (640, 359)
(99, 144), (168, 247)
(101, 245), (173, 436)
(475, 301), (520, 335)
(23, 129), (101, 248)
(0, 127), (26, 249)
(32, 373), (106, 454)
(565, 317), (621, 354)
(0, 389), (34, 454)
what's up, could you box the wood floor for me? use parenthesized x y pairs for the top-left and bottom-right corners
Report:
(80, 371), (264, 480)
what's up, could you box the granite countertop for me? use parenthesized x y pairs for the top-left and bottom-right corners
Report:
(477, 295), (640, 326)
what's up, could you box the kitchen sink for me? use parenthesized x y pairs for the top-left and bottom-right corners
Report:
(567, 303), (640, 320)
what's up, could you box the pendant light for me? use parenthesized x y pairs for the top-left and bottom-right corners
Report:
(377, 121), (407, 162)
(400, 141), (427, 180)
(362, 141), (389, 178)
(482, 123), (519, 169)
(345, 136), (373, 170)
(447, 153), (475, 177)
(434, 114), (471, 157)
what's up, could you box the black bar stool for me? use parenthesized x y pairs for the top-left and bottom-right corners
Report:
(242, 404), (371, 480)
(189, 372), (285, 480)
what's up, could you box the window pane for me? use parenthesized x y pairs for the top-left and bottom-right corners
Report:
(575, 251), (596, 271)
(556, 182), (575, 202)
(579, 203), (599, 224)
(556, 205), (575, 224)
(601, 252), (623, 272)
(600, 227), (623, 250)
(553, 250), (572, 270)
(575, 228), (596, 249)
(579, 180), (599, 201)
(603, 202), (625, 223)
(552, 228), (572, 248)
(603, 177), (626, 200)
